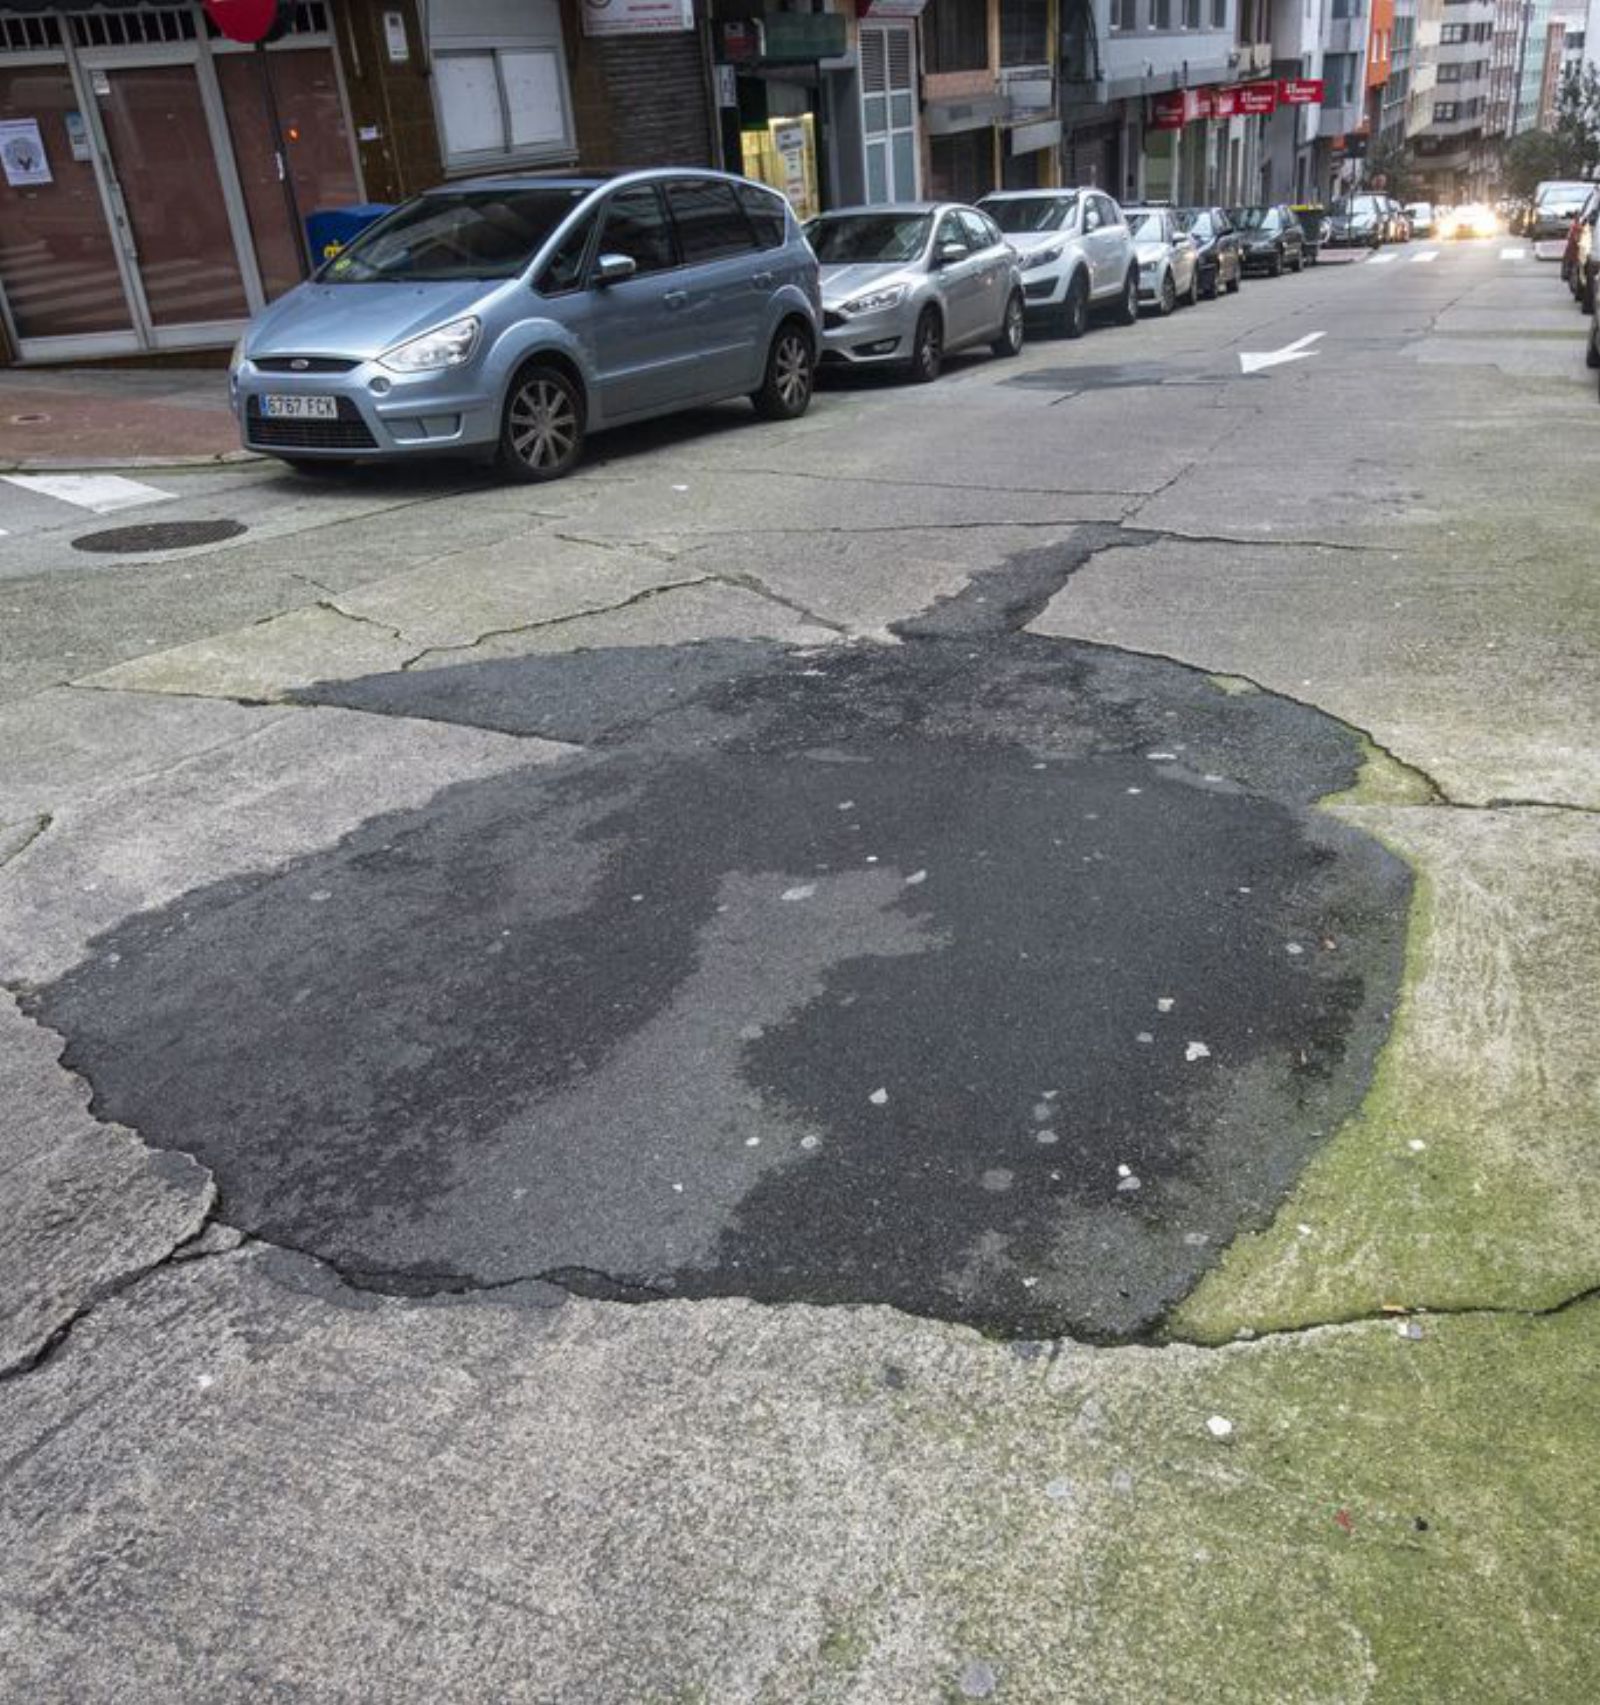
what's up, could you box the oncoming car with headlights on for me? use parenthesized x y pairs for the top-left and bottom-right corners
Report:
(230, 169), (820, 481)
(808, 203), (1025, 382)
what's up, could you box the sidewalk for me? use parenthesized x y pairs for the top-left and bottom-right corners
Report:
(0, 366), (249, 471)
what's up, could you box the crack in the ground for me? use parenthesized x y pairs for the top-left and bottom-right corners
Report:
(0, 812), (51, 869)
(397, 575), (723, 670)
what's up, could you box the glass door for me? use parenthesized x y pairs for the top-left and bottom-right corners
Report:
(860, 24), (919, 204)
(0, 64), (134, 351)
(88, 58), (252, 329)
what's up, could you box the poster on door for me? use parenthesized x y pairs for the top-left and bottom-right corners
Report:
(0, 119), (52, 188)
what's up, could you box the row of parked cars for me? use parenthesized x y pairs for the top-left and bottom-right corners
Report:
(229, 169), (1311, 482)
(1543, 179), (1600, 396)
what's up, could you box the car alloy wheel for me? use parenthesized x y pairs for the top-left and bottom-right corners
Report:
(1186, 266), (1200, 307)
(753, 324), (814, 420)
(499, 366), (583, 482)
(1158, 272), (1176, 315)
(992, 292), (1024, 357)
(1116, 269), (1139, 326)
(910, 308), (943, 383)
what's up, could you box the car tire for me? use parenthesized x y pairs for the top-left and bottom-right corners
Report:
(496, 361), (585, 483)
(1269, 249), (1284, 278)
(1584, 278), (1597, 315)
(1587, 326), (1600, 369)
(1226, 267), (1241, 295)
(909, 307), (943, 383)
(751, 321), (815, 420)
(1185, 266), (1201, 307)
(991, 290), (1025, 358)
(1156, 271), (1176, 315)
(1203, 263), (1219, 300)
(1061, 272), (1090, 339)
(1114, 267), (1139, 326)
(1291, 248), (1305, 273)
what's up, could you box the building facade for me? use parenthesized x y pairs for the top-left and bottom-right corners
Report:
(1414, 0), (1495, 195)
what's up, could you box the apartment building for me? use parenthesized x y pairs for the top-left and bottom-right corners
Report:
(1414, 0), (1496, 195)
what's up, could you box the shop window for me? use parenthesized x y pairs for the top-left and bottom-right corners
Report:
(665, 180), (758, 263)
(928, 129), (994, 202)
(1000, 0), (1050, 65)
(435, 48), (571, 166)
(923, 0), (988, 73)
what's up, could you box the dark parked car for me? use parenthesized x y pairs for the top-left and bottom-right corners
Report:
(1569, 186), (1600, 311)
(1230, 205), (1306, 275)
(1176, 206), (1242, 296)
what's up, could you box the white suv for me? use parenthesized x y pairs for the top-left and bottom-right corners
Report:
(978, 188), (1139, 338)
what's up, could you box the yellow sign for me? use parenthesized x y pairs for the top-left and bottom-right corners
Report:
(741, 114), (818, 223)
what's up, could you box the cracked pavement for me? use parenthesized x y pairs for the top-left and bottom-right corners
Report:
(3, 245), (1599, 1701)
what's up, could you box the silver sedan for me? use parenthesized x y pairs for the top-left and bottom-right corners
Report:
(807, 203), (1025, 383)
(1124, 207), (1201, 315)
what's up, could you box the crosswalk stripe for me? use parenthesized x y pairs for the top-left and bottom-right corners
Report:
(1500, 247), (1527, 260)
(2, 473), (174, 515)
(1370, 253), (1398, 264)
(1411, 250), (1440, 263)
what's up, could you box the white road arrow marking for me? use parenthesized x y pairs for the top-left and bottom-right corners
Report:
(1238, 331), (1325, 376)
(1411, 249), (1440, 263)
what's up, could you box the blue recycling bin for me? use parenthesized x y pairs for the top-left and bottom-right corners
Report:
(305, 204), (393, 268)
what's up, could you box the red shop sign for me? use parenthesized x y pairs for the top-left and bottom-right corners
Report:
(200, 0), (289, 43)
(1209, 86), (1238, 118)
(1232, 82), (1279, 115)
(1279, 78), (1325, 104)
(1148, 90), (1194, 130)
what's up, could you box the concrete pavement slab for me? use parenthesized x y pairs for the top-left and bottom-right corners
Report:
(0, 992), (212, 1374)
(0, 703), (564, 985)
(1176, 804), (1600, 1338)
(1, 1247), (1595, 1703)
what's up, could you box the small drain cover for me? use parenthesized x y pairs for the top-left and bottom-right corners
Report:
(72, 518), (246, 554)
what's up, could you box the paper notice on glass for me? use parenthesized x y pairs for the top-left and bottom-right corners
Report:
(64, 111), (91, 162)
(0, 119), (52, 188)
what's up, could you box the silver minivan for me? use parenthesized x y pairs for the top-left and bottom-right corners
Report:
(230, 169), (821, 481)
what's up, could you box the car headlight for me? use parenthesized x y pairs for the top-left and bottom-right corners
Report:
(379, 316), (481, 373)
(1022, 246), (1064, 271)
(228, 335), (247, 374)
(838, 285), (907, 316)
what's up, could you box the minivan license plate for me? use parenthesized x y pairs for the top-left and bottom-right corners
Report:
(263, 394), (338, 420)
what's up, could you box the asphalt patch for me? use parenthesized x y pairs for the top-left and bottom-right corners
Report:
(31, 539), (1412, 1340)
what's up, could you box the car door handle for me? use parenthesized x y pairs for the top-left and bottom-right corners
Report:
(663, 289), (689, 309)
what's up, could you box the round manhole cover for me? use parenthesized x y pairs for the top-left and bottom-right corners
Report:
(72, 518), (246, 554)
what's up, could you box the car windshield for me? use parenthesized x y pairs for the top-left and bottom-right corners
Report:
(807, 213), (932, 264)
(1126, 212), (1164, 240)
(1537, 188), (1590, 216)
(1181, 211), (1215, 238)
(1233, 206), (1277, 230)
(323, 188), (592, 282)
(982, 195), (1077, 234)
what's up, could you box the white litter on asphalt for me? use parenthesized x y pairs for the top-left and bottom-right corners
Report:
(1117, 1163), (1132, 1178)
(1116, 1174), (1142, 1192)
(1410, 249), (1440, 263)
(2, 471), (175, 514)
(1206, 1415), (1235, 1439)
(904, 869), (927, 885)
(1286, 942), (1305, 955)
(1185, 1041), (1212, 1062)
(1409, 1139), (1427, 1152)
(868, 1087), (889, 1105)
(1136, 1031), (1154, 1044)
(1157, 997), (1175, 1013)
(780, 884), (816, 901)
(1147, 751), (1177, 761)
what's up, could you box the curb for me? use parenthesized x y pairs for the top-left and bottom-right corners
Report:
(0, 450), (265, 474)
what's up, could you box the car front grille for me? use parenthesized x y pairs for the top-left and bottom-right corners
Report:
(245, 397), (377, 450)
(251, 356), (360, 374)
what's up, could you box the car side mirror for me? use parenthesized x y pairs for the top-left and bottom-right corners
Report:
(936, 241), (969, 266)
(594, 253), (638, 285)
